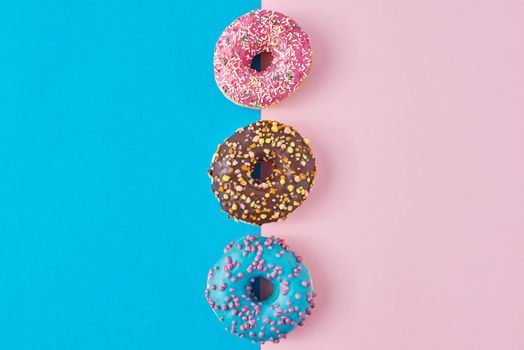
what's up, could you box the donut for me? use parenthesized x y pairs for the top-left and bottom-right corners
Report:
(205, 234), (315, 343)
(214, 9), (312, 109)
(209, 120), (316, 225)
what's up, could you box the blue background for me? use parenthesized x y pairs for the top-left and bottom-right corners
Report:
(0, 1), (259, 349)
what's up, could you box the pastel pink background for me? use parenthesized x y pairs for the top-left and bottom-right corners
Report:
(262, 0), (524, 349)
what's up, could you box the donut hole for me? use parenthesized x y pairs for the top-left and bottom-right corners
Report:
(250, 51), (273, 72)
(251, 160), (274, 181)
(250, 277), (275, 301)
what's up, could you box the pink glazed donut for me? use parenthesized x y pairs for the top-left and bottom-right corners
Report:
(214, 10), (312, 109)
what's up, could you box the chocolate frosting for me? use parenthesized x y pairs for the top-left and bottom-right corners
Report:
(209, 120), (316, 225)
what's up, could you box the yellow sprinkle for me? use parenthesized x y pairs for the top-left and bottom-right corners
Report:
(232, 204), (238, 210)
(304, 138), (310, 145)
(258, 138), (265, 145)
(260, 214), (267, 219)
(271, 124), (279, 132)
(264, 148), (270, 155)
(279, 203), (286, 210)
(287, 185), (294, 191)
(280, 178), (286, 185)
(287, 146), (294, 153)
(223, 194), (229, 199)
(265, 138), (272, 144)
(222, 175), (231, 182)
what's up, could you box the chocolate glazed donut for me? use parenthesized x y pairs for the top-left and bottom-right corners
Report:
(209, 120), (316, 225)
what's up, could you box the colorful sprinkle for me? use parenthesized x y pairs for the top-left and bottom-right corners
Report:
(214, 10), (313, 109)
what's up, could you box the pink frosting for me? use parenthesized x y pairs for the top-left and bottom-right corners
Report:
(214, 10), (313, 109)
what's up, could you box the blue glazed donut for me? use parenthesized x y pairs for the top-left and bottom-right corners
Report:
(205, 235), (315, 343)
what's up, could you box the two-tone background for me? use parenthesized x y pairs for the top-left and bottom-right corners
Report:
(1, 0), (524, 349)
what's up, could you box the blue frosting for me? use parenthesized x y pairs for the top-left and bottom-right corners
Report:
(205, 235), (315, 343)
